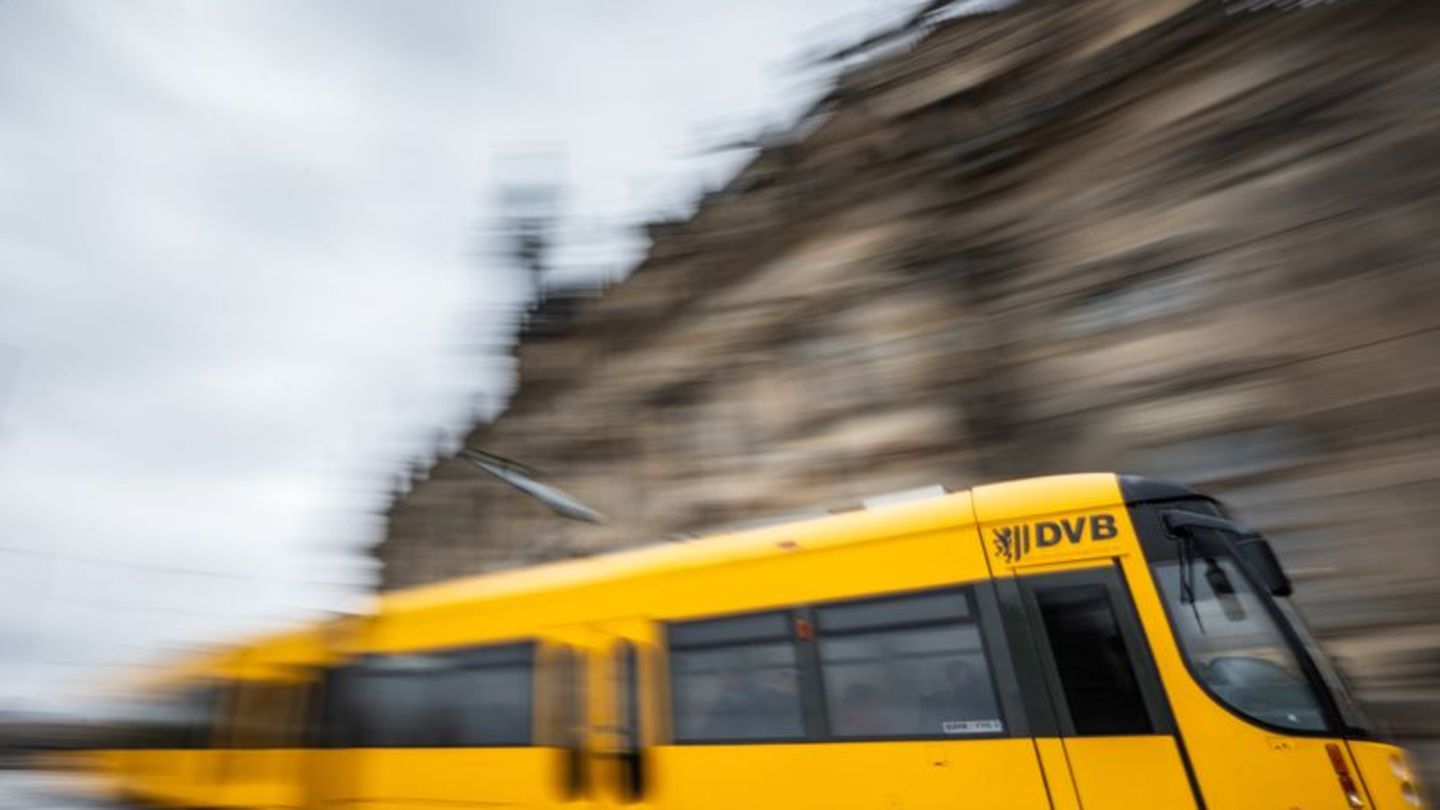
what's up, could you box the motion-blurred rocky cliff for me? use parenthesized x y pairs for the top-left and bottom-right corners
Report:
(378, 0), (1440, 787)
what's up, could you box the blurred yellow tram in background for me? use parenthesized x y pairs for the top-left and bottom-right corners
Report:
(92, 474), (1425, 810)
(95, 627), (333, 809)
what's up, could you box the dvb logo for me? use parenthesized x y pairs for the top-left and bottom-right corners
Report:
(991, 514), (1118, 564)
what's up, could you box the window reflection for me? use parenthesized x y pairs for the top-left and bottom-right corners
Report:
(1154, 558), (1326, 731)
(821, 623), (1000, 738)
(670, 641), (804, 742)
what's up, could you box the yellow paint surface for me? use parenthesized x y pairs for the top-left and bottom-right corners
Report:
(83, 473), (1425, 810)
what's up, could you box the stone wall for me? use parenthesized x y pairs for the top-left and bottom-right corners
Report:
(376, 0), (1440, 785)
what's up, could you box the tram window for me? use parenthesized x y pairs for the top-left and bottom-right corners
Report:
(1154, 558), (1327, 732)
(438, 662), (533, 746)
(348, 668), (439, 747)
(130, 686), (218, 749)
(227, 682), (302, 748)
(615, 642), (641, 743)
(818, 590), (971, 633)
(669, 611), (805, 743)
(1033, 584), (1154, 735)
(321, 668), (366, 747)
(316, 668), (349, 748)
(614, 641), (645, 801)
(816, 590), (1003, 738)
(328, 643), (536, 747)
(172, 684), (222, 749)
(549, 647), (586, 798)
(142, 694), (183, 749)
(669, 612), (791, 647)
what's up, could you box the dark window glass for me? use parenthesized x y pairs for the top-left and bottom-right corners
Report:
(323, 643), (534, 747)
(615, 642), (645, 801)
(669, 614), (804, 742)
(1153, 559), (1327, 732)
(616, 643), (641, 744)
(551, 647), (586, 798)
(355, 670), (433, 746)
(317, 668), (348, 748)
(818, 591), (970, 633)
(184, 684), (223, 748)
(668, 612), (791, 647)
(553, 647), (584, 748)
(225, 681), (304, 748)
(124, 684), (220, 749)
(448, 645), (533, 667)
(297, 675), (325, 748)
(1033, 584), (1153, 735)
(436, 664), (533, 746)
(123, 701), (166, 749)
(817, 590), (1003, 738)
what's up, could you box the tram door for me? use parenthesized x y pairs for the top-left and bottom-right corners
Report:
(587, 619), (658, 810)
(540, 627), (598, 810)
(1014, 565), (1200, 810)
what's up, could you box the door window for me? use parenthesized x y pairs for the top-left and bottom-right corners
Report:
(1032, 583), (1154, 735)
(550, 646), (585, 799)
(615, 642), (641, 743)
(614, 641), (645, 801)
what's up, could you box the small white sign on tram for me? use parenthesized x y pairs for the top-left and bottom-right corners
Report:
(941, 719), (1003, 735)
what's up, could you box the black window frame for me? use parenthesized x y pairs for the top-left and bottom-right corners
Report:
(662, 584), (1024, 746)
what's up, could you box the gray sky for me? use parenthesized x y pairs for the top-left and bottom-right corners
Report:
(0, 0), (915, 713)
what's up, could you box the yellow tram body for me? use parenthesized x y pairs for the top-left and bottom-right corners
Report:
(90, 474), (1424, 810)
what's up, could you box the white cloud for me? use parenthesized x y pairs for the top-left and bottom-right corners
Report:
(0, 0), (913, 712)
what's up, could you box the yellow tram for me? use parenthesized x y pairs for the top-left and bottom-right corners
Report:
(90, 474), (1425, 809)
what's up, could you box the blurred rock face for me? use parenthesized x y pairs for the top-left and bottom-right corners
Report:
(378, 0), (1440, 786)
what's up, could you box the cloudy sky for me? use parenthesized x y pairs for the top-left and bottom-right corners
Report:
(0, 0), (917, 713)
